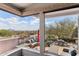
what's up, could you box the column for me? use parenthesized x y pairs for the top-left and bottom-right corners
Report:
(39, 12), (45, 55)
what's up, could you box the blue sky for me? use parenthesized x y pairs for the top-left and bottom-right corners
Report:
(0, 10), (78, 31)
(0, 10), (39, 31)
(45, 15), (78, 25)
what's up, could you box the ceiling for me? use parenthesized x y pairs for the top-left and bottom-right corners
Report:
(11, 3), (32, 8)
(7, 3), (33, 10)
(0, 3), (78, 16)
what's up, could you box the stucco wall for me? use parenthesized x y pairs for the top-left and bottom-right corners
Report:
(0, 39), (18, 54)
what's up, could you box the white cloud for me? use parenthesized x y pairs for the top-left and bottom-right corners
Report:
(7, 17), (19, 24)
(0, 17), (19, 24)
(32, 16), (39, 21)
(18, 21), (28, 24)
(0, 22), (10, 29)
(30, 16), (39, 25)
(0, 16), (39, 31)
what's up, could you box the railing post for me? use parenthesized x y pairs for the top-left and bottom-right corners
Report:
(39, 12), (45, 55)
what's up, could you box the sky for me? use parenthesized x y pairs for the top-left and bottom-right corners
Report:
(0, 10), (39, 31)
(0, 10), (78, 31)
(45, 15), (78, 25)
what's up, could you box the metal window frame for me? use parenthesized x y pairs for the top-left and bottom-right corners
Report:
(39, 8), (79, 55)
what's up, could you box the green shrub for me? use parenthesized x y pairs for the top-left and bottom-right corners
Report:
(0, 30), (14, 37)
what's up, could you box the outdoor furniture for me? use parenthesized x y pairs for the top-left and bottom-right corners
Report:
(48, 45), (71, 55)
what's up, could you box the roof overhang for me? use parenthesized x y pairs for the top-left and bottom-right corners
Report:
(0, 3), (78, 16)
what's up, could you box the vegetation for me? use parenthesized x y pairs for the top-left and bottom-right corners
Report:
(0, 30), (14, 37)
(0, 29), (38, 38)
(46, 18), (77, 43)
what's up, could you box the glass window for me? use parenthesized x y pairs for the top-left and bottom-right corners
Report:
(21, 16), (40, 50)
(45, 15), (78, 56)
(0, 10), (40, 53)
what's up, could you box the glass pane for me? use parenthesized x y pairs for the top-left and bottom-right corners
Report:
(45, 15), (78, 56)
(0, 10), (40, 54)
(21, 16), (40, 50)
